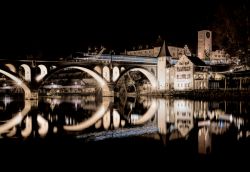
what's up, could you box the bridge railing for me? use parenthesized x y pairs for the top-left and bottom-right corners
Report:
(73, 54), (158, 64)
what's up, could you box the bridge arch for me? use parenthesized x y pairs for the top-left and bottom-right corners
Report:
(0, 100), (31, 134)
(63, 97), (111, 131)
(112, 66), (120, 82)
(116, 67), (158, 91)
(36, 64), (48, 82)
(5, 64), (16, 73)
(131, 99), (158, 125)
(0, 69), (31, 99)
(39, 66), (110, 96)
(103, 66), (110, 82)
(20, 64), (31, 82)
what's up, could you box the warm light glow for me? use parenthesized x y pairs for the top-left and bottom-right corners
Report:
(103, 110), (111, 130)
(5, 64), (16, 73)
(36, 64), (48, 82)
(113, 109), (120, 129)
(37, 114), (49, 137)
(21, 116), (32, 138)
(0, 69), (31, 99)
(20, 64), (31, 82)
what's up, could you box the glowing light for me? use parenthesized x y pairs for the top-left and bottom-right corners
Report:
(36, 65), (48, 82)
(0, 69), (31, 99)
(20, 64), (31, 82)
(21, 116), (32, 138)
(37, 114), (49, 137)
(113, 110), (120, 129)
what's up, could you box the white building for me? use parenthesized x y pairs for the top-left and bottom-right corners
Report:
(168, 45), (192, 59)
(126, 47), (161, 57)
(210, 50), (229, 64)
(126, 44), (192, 60)
(174, 55), (209, 90)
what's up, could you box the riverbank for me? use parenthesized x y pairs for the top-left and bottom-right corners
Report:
(140, 89), (250, 100)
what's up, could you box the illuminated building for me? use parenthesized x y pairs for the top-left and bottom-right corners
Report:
(174, 55), (209, 90)
(210, 50), (229, 64)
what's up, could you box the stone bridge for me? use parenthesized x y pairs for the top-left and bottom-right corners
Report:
(0, 53), (168, 99)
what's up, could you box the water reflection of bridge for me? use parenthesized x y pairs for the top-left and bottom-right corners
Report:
(0, 95), (248, 155)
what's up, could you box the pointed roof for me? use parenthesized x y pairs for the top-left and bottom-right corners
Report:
(158, 40), (171, 57)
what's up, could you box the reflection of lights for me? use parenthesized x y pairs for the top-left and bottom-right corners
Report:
(95, 119), (102, 129)
(103, 110), (110, 130)
(229, 115), (233, 123)
(63, 97), (111, 131)
(21, 116), (32, 138)
(53, 126), (58, 133)
(121, 120), (126, 127)
(131, 99), (158, 125)
(3, 96), (12, 108)
(37, 115), (49, 137)
(113, 110), (120, 129)
(6, 126), (16, 137)
(0, 100), (31, 134)
(131, 114), (139, 123)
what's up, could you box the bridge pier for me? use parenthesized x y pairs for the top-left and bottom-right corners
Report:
(102, 83), (115, 97)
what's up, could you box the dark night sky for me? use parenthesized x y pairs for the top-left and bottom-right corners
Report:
(0, 0), (247, 59)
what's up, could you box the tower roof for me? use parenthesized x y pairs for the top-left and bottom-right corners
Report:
(158, 40), (171, 57)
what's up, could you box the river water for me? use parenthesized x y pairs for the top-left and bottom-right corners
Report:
(0, 94), (249, 157)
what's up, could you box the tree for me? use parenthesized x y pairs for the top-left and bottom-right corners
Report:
(211, 1), (249, 64)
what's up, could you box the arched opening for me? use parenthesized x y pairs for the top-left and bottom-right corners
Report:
(115, 67), (157, 96)
(0, 69), (31, 99)
(131, 99), (158, 125)
(36, 65), (48, 82)
(103, 66), (110, 82)
(5, 64), (16, 73)
(63, 96), (111, 131)
(112, 66), (120, 82)
(20, 64), (31, 82)
(39, 66), (110, 96)
(94, 66), (102, 75)
(0, 100), (31, 134)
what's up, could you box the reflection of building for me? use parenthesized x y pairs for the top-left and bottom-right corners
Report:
(194, 101), (208, 119)
(198, 127), (212, 154)
(174, 100), (193, 137)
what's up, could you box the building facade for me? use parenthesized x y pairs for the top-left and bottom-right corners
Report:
(173, 55), (209, 90)
(210, 50), (228, 64)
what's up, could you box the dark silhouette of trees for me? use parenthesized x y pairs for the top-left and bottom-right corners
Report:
(211, 0), (249, 64)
